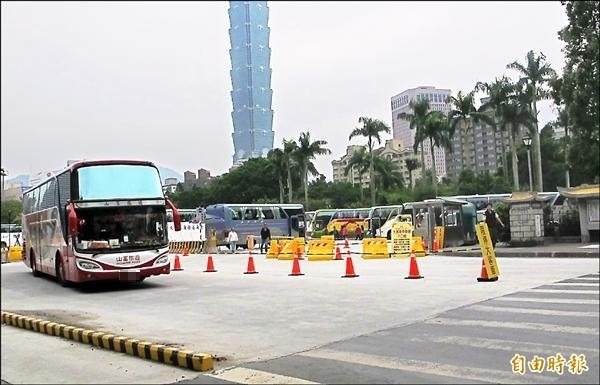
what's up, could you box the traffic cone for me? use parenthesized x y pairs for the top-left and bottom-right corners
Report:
(172, 255), (184, 271)
(404, 254), (423, 279)
(432, 238), (439, 253)
(243, 255), (258, 274)
(204, 255), (217, 273)
(334, 246), (343, 260)
(183, 244), (189, 256)
(477, 258), (498, 282)
(341, 256), (359, 278)
(289, 257), (304, 276)
(344, 237), (350, 249)
(296, 245), (304, 260)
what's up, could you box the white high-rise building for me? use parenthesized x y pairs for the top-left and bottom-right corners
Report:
(390, 86), (451, 179)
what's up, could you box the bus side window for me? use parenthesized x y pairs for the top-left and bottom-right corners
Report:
(261, 208), (274, 220)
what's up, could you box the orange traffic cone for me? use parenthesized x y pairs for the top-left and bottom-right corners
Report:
(204, 255), (217, 273)
(477, 258), (498, 282)
(172, 255), (184, 271)
(341, 256), (359, 278)
(183, 244), (189, 256)
(404, 254), (423, 279)
(296, 245), (304, 260)
(244, 255), (258, 274)
(432, 238), (439, 253)
(344, 237), (350, 249)
(334, 246), (343, 260)
(289, 257), (304, 276)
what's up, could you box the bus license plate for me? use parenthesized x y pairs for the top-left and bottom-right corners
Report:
(119, 269), (141, 281)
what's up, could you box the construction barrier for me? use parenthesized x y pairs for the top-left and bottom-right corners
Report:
(411, 236), (427, 257)
(294, 237), (306, 252)
(2, 246), (23, 263)
(321, 235), (335, 241)
(362, 238), (389, 259)
(277, 239), (297, 260)
(306, 238), (335, 261)
(204, 236), (218, 254)
(265, 240), (280, 259)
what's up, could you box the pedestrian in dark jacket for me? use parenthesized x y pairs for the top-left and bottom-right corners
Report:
(260, 223), (271, 253)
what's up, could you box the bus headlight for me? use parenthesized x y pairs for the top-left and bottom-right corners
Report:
(77, 259), (102, 270)
(155, 255), (170, 265)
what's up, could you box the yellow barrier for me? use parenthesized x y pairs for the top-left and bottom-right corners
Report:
(321, 235), (334, 241)
(7, 246), (23, 263)
(411, 236), (426, 257)
(277, 239), (297, 260)
(362, 238), (389, 259)
(266, 240), (280, 259)
(307, 239), (335, 261)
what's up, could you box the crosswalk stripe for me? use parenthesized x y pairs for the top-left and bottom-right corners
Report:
(424, 317), (599, 335)
(494, 297), (599, 305)
(468, 304), (599, 317)
(523, 289), (599, 294)
(421, 335), (600, 355)
(298, 348), (555, 384)
(206, 367), (318, 384)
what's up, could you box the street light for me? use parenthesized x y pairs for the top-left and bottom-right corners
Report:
(0, 168), (6, 202)
(522, 135), (533, 192)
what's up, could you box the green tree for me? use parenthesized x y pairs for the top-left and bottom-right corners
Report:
(447, 90), (495, 174)
(1, 200), (22, 224)
(507, 50), (557, 191)
(404, 158), (420, 189)
(557, 0), (600, 184)
(348, 117), (391, 206)
(283, 139), (298, 203)
(399, 99), (430, 176)
(373, 156), (404, 190)
(295, 131), (331, 210)
(344, 146), (369, 203)
(267, 148), (287, 203)
(420, 111), (452, 195)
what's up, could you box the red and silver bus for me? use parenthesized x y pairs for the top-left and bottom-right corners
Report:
(21, 160), (181, 285)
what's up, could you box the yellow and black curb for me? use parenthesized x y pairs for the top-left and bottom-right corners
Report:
(1, 311), (213, 372)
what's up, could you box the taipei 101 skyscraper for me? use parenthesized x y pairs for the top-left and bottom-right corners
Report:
(228, 1), (274, 165)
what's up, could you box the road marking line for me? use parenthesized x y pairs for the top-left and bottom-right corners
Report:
(298, 348), (554, 384)
(206, 367), (318, 384)
(494, 297), (599, 305)
(564, 277), (599, 281)
(547, 282), (599, 287)
(424, 317), (599, 335)
(523, 289), (599, 294)
(424, 335), (600, 355)
(468, 304), (599, 317)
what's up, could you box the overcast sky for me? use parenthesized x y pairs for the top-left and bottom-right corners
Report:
(1, 1), (568, 181)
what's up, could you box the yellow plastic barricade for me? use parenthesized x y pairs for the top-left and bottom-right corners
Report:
(411, 236), (427, 257)
(266, 240), (280, 259)
(7, 246), (23, 263)
(321, 235), (334, 241)
(277, 239), (297, 260)
(362, 238), (389, 259)
(307, 238), (335, 261)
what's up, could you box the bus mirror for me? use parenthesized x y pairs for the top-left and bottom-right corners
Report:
(166, 198), (181, 231)
(68, 203), (79, 236)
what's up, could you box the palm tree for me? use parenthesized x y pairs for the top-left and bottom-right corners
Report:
(447, 90), (495, 174)
(282, 139), (298, 203)
(266, 148), (286, 203)
(398, 99), (430, 177)
(348, 117), (391, 206)
(404, 158), (420, 189)
(344, 146), (369, 202)
(295, 131), (331, 210)
(373, 156), (404, 190)
(420, 111), (452, 194)
(507, 50), (557, 191)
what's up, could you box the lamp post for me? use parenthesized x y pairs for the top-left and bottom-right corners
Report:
(0, 168), (6, 202)
(522, 135), (533, 192)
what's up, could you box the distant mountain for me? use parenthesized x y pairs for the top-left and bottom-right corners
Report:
(5, 167), (183, 187)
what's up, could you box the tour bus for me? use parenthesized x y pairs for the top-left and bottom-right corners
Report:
(304, 211), (315, 238)
(21, 160), (182, 285)
(325, 207), (371, 239)
(1, 223), (23, 248)
(166, 208), (205, 243)
(203, 203), (305, 246)
(365, 205), (404, 237)
(308, 209), (338, 239)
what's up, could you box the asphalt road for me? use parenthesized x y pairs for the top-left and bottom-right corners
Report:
(1, 249), (598, 384)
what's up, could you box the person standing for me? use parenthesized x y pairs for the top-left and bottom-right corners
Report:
(341, 224), (348, 240)
(484, 204), (504, 248)
(260, 223), (271, 254)
(355, 224), (363, 240)
(227, 228), (238, 254)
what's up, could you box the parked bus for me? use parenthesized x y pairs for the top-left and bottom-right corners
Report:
(365, 205), (404, 237)
(308, 209), (337, 239)
(203, 203), (305, 246)
(325, 207), (371, 239)
(166, 208), (205, 243)
(1, 223), (23, 248)
(304, 211), (315, 238)
(21, 160), (182, 285)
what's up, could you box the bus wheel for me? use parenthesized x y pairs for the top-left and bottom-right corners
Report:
(31, 252), (40, 277)
(55, 256), (70, 287)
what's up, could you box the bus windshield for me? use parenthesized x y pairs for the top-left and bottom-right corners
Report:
(76, 164), (164, 200)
